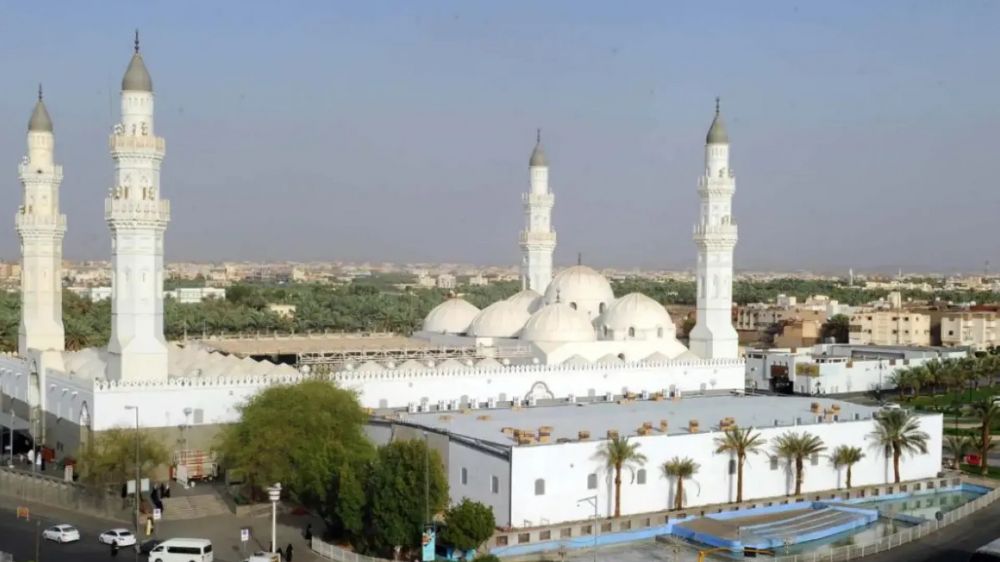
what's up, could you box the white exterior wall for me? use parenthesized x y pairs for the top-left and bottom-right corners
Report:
(336, 360), (744, 410)
(520, 163), (556, 294)
(106, 85), (171, 382)
(508, 415), (943, 525)
(17, 122), (66, 355)
(690, 137), (738, 359)
(849, 311), (931, 346)
(941, 313), (999, 351)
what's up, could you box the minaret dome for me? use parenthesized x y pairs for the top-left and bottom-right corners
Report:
(706, 97), (729, 145)
(28, 85), (53, 133)
(122, 30), (153, 92)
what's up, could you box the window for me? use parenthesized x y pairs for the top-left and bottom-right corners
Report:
(636, 469), (646, 485)
(657, 327), (664, 338)
(587, 473), (597, 490)
(491, 476), (500, 494)
(810, 453), (819, 466)
(770, 456), (778, 470)
(599, 302), (606, 314)
(729, 459), (736, 474)
(570, 302), (577, 310)
(535, 479), (545, 495)
(628, 327), (636, 338)
(461, 468), (468, 485)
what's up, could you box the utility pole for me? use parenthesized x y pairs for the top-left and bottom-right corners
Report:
(125, 405), (140, 559)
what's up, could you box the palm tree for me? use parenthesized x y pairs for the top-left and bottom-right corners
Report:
(868, 409), (929, 483)
(831, 445), (865, 489)
(714, 426), (765, 502)
(969, 399), (1000, 476)
(772, 431), (826, 495)
(594, 435), (647, 517)
(662, 457), (699, 510)
(944, 434), (974, 469)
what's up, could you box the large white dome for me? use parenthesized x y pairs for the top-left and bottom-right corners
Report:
(506, 289), (544, 314)
(597, 292), (675, 341)
(422, 298), (480, 334)
(467, 301), (530, 338)
(520, 303), (597, 343)
(543, 266), (615, 320)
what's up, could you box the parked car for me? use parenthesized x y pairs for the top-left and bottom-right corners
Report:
(42, 524), (81, 543)
(99, 528), (137, 547)
(139, 539), (163, 555)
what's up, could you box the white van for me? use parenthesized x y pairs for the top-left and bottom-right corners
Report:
(971, 537), (1000, 561)
(148, 538), (214, 562)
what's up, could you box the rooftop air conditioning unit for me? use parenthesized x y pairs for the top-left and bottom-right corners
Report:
(567, 394), (576, 404)
(605, 392), (614, 402)
(449, 399), (460, 410)
(487, 397), (497, 409)
(640, 390), (650, 400)
(437, 400), (448, 411)
(408, 403), (418, 414)
(528, 396), (538, 407)
(468, 398), (479, 410)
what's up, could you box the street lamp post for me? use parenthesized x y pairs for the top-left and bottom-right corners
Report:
(577, 496), (598, 562)
(124, 405), (140, 557)
(268, 483), (282, 553)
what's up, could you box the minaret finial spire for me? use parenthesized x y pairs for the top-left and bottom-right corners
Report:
(38, 83), (43, 101)
(134, 29), (140, 53)
(715, 96), (720, 115)
(536, 128), (541, 144)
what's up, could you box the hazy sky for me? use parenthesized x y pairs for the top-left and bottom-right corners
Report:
(1, 1), (998, 272)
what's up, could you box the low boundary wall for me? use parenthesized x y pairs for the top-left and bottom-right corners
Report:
(0, 467), (129, 522)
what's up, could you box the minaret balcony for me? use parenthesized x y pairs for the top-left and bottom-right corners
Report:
(693, 223), (738, 243)
(105, 198), (171, 223)
(521, 193), (555, 206)
(519, 231), (557, 246)
(109, 135), (166, 155)
(15, 213), (66, 231)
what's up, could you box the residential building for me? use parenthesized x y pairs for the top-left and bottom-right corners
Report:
(941, 311), (999, 351)
(849, 310), (931, 346)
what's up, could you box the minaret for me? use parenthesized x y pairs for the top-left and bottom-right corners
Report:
(690, 99), (739, 360)
(16, 86), (67, 356)
(106, 32), (171, 382)
(519, 130), (557, 293)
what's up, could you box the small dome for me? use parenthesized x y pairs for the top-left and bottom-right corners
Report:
(520, 303), (597, 343)
(507, 289), (544, 314)
(597, 293), (675, 339)
(544, 265), (615, 320)
(28, 98), (53, 133)
(706, 100), (728, 145)
(122, 52), (153, 92)
(422, 297), (480, 334)
(468, 301), (530, 338)
(529, 143), (547, 167)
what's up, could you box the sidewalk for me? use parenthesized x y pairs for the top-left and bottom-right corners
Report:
(0, 493), (325, 562)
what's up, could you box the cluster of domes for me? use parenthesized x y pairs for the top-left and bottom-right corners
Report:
(421, 266), (678, 344)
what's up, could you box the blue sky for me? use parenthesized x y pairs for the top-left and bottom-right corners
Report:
(1, 1), (998, 272)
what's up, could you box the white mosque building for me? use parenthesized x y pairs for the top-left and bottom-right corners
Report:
(0, 37), (746, 460)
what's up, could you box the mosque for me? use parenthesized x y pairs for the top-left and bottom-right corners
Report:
(0, 37), (745, 461)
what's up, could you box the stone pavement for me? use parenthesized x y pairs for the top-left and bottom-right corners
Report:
(0, 493), (326, 562)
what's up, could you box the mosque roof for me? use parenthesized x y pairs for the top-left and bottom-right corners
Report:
(543, 266), (615, 309)
(520, 303), (597, 343)
(422, 297), (480, 334)
(597, 293), (674, 334)
(467, 300), (530, 338)
(506, 289), (544, 314)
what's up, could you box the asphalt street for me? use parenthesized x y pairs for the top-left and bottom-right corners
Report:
(0, 503), (127, 562)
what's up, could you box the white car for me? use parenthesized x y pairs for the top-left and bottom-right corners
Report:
(99, 528), (137, 547)
(42, 524), (81, 543)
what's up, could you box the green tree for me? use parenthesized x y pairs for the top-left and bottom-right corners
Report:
(661, 457), (699, 510)
(77, 427), (168, 487)
(594, 435), (647, 517)
(217, 380), (373, 509)
(820, 314), (850, 343)
(830, 445), (865, 489)
(772, 431), (826, 495)
(440, 499), (497, 556)
(326, 462), (367, 538)
(365, 439), (448, 556)
(868, 409), (929, 483)
(944, 435), (974, 469)
(969, 400), (1000, 476)
(714, 426), (765, 503)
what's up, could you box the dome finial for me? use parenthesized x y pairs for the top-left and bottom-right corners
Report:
(536, 128), (541, 144)
(38, 83), (43, 101)
(134, 29), (140, 53)
(715, 96), (720, 115)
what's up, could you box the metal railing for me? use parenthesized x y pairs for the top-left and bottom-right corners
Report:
(768, 484), (1000, 562)
(311, 538), (393, 562)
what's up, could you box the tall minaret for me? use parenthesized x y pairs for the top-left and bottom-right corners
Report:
(16, 86), (67, 356)
(106, 32), (171, 382)
(690, 99), (739, 360)
(519, 130), (557, 293)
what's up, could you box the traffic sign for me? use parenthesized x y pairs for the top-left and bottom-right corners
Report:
(240, 527), (251, 542)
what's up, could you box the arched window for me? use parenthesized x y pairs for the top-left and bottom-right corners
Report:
(569, 302), (578, 311)
(461, 468), (468, 485)
(657, 327), (664, 338)
(636, 469), (647, 485)
(599, 302), (606, 314)
(534, 479), (546, 496)
(628, 327), (636, 338)
(587, 473), (597, 490)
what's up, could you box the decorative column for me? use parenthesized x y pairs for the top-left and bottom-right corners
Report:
(519, 130), (557, 293)
(690, 99), (739, 360)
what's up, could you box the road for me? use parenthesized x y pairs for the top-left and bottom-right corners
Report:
(0, 503), (125, 562)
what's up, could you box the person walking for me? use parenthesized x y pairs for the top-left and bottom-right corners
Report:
(285, 543), (293, 562)
(110, 540), (119, 557)
(304, 524), (312, 542)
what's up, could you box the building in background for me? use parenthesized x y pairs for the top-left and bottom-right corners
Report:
(849, 310), (931, 346)
(941, 311), (999, 351)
